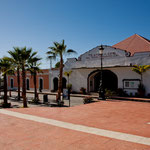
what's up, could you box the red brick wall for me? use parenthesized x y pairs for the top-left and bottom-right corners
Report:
(7, 69), (49, 90)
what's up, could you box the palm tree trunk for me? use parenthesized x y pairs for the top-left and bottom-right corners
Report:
(17, 67), (21, 101)
(3, 73), (7, 105)
(57, 56), (63, 101)
(22, 65), (27, 108)
(34, 71), (38, 100)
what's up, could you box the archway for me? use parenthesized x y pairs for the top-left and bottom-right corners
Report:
(62, 77), (67, 89)
(88, 70), (118, 92)
(39, 78), (43, 90)
(10, 78), (14, 89)
(26, 78), (30, 90)
(53, 77), (58, 91)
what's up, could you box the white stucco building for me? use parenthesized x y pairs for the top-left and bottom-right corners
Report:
(50, 34), (150, 96)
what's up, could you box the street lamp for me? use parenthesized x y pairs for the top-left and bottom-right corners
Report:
(98, 45), (106, 100)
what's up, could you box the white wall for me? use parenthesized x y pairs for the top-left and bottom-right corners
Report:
(70, 69), (93, 92)
(50, 67), (150, 96)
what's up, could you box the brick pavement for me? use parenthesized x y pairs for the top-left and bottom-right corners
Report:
(0, 100), (150, 149)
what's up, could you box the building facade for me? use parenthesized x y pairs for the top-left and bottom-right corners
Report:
(50, 34), (150, 96)
(7, 69), (50, 91)
(7, 34), (150, 96)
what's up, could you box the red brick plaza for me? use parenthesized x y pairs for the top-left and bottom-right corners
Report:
(0, 100), (150, 150)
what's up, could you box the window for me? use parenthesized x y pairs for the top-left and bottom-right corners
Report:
(123, 79), (140, 89)
(39, 78), (43, 90)
(26, 78), (30, 90)
(10, 78), (14, 88)
(125, 81), (129, 87)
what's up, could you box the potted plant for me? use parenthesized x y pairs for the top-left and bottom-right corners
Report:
(80, 87), (86, 94)
(83, 96), (93, 104)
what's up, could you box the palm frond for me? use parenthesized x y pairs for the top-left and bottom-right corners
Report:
(66, 49), (77, 55)
(64, 70), (72, 76)
(132, 65), (150, 75)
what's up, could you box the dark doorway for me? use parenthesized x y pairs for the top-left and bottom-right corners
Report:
(39, 78), (43, 90)
(26, 79), (30, 90)
(10, 78), (14, 88)
(53, 77), (58, 91)
(89, 70), (118, 92)
(62, 77), (67, 90)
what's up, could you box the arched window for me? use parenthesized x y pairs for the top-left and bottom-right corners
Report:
(10, 78), (14, 89)
(26, 78), (30, 90)
(53, 77), (58, 91)
(39, 78), (43, 91)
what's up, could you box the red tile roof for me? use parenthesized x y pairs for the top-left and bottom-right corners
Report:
(113, 34), (150, 55)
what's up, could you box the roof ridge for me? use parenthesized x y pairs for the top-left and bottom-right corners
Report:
(136, 34), (150, 45)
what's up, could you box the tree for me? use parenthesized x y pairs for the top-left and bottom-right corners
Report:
(46, 40), (76, 102)
(55, 61), (60, 68)
(8, 47), (22, 101)
(19, 47), (40, 108)
(0, 57), (14, 107)
(47, 55), (55, 69)
(64, 70), (72, 86)
(28, 61), (42, 103)
(132, 65), (150, 84)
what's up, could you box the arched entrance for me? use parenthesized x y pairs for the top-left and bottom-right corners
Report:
(39, 78), (43, 90)
(53, 77), (58, 91)
(10, 78), (14, 89)
(88, 70), (118, 92)
(26, 78), (30, 90)
(53, 77), (67, 92)
(62, 77), (67, 89)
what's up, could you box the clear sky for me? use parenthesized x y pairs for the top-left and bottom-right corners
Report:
(0, 0), (150, 68)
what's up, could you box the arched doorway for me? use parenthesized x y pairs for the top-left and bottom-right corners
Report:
(39, 78), (43, 90)
(26, 78), (30, 90)
(53, 77), (67, 92)
(62, 77), (67, 89)
(53, 77), (58, 91)
(10, 78), (14, 89)
(88, 70), (118, 92)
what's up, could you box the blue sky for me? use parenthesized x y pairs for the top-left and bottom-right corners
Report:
(0, 0), (150, 68)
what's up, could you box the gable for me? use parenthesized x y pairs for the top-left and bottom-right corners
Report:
(78, 45), (128, 61)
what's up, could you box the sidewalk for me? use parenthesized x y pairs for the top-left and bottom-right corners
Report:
(0, 100), (150, 150)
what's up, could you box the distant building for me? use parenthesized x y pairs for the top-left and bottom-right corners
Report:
(7, 69), (50, 91)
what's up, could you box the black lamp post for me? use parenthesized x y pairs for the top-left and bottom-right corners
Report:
(98, 45), (106, 100)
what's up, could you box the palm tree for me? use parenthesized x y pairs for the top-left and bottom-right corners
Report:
(8, 47), (22, 101)
(47, 55), (55, 70)
(28, 61), (42, 103)
(132, 65), (150, 84)
(19, 47), (40, 108)
(55, 61), (61, 68)
(46, 40), (76, 102)
(0, 57), (14, 107)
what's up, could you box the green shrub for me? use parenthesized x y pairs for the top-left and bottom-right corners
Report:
(80, 87), (86, 94)
(0, 102), (11, 108)
(32, 98), (40, 104)
(105, 89), (116, 98)
(116, 88), (128, 97)
(83, 96), (93, 104)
